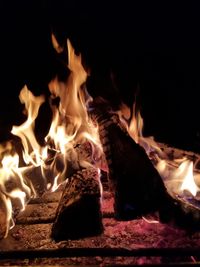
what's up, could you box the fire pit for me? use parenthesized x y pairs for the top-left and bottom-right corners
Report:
(0, 36), (200, 266)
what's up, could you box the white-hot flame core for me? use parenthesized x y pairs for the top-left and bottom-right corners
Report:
(7, 189), (26, 211)
(179, 161), (199, 196)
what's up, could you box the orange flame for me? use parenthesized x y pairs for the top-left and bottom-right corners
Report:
(0, 35), (199, 237)
(0, 37), (103, 237)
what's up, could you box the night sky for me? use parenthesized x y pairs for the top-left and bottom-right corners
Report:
(1, 1), (200, 152)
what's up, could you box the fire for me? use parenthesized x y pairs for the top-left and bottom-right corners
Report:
(0, 147), (32, 237)
(0, 37), (103, 238)
(11, 86), (46, 166)
(0, 35), (199, 238)
(179, 161), (199, 197)
(119, 102), (200, 198)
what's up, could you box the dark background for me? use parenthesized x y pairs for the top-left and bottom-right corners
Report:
(1, 1), (200, 152)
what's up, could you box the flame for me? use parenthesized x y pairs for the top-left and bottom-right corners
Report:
(119, 102), (164, 157)
(179, 161), (199, 196)
(118, 102), (142, 143)
(48, 40), (102, 153)
(0, 148), (32, 237)
(0, 35), (199, 237)
(0, 37), (103, 237)
(119, 102), (200, 199)
(11, 86), (46, 166)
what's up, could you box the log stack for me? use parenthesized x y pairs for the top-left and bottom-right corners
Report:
(50, 98), (200, 240)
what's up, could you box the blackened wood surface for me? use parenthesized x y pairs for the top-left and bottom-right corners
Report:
(51, 167), (103, 240)
(92, 108), (173, 220)
(0, 204), (7, 239)
(90, 104), (200, 229)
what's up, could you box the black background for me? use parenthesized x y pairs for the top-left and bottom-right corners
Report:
(1, 1), (200, 152)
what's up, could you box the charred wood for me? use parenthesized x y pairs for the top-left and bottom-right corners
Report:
(0, 200), (7, 239)
(165, 194), (200, 230)
(91, 100), (200, 228)
(91, 103), (171, 220)
(29, 191), (62, 204)
(16, 202), (58, 225)
(51, 167), (103, 241)
(15, 191), (113, 226)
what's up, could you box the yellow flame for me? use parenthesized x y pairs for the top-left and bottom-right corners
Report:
(179, 161), (199, 196)
(128, 103), (143, 143)
(118, 102), (142, 143)
(0, 38), (104, 237)
(11, 86), (45, 166)
(1, 34), (198, 238)
(47, 38), (103, 170)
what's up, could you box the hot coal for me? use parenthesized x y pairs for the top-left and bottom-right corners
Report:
(51, 167), (103, 241)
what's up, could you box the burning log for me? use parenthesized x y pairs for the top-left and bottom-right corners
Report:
(0, 205), (7, 239)
(90, 100), (200, 227)
(51, 167), (103, 241)
(90, 100), (170, 219)
(169, 194), (200, 230)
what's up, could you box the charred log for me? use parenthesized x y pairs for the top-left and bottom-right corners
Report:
(164, 194), (200, 230)
(0, 203), (7, 239)
(90, 102), (170, 219)
(90, 100), (200, 228)
(51, 167), (103, 241)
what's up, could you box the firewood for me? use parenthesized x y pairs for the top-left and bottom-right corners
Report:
(90, 100), (200, 226)
(51, 167), (103, 241)
(0, 198), (7, 239)
(165, 194), (200, 230)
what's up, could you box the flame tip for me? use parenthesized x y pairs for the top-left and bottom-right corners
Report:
(51, 33), (64, 54)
